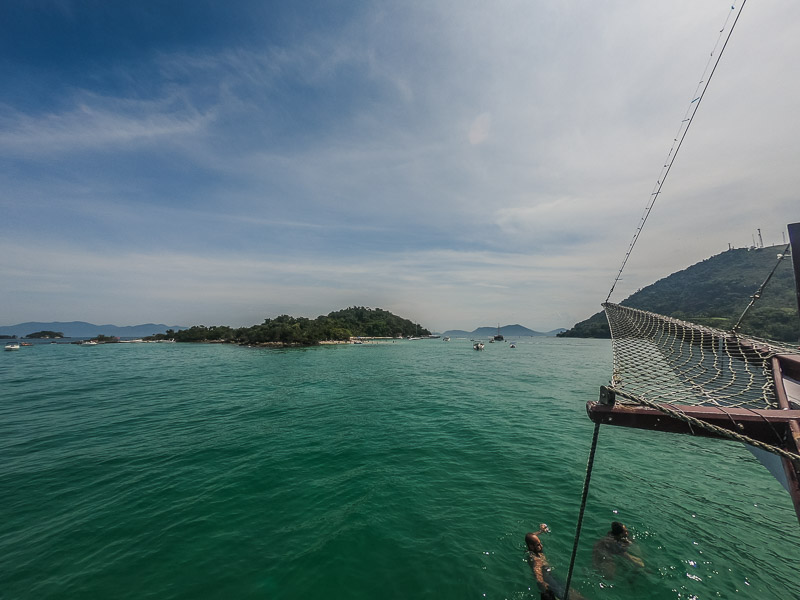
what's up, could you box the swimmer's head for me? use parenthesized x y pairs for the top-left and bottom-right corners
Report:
(525, 533), (543, 552)
(610, 521), (627, 537)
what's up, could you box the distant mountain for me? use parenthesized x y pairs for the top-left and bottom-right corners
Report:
(0, 321), (185, 338)
(440, 329), (473, 338)
(559, 244), (800, 342)
(442, 324), (561, 338)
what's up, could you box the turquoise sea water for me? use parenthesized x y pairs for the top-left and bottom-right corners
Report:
(1, 338), (797, 599)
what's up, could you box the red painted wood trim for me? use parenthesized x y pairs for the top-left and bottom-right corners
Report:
(771, 357), (800, 523)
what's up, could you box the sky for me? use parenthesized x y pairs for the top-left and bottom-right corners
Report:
(1, 0), (798, 332)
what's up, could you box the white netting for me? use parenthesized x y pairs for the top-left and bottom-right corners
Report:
(604, 303), (799, 409)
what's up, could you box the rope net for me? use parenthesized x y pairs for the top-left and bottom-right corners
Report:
(604, 303), (799, 410)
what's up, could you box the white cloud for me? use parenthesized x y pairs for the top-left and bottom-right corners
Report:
(0, 239), (609, 330)
(468, 112), (492, 146)
(0, 96), (211, 155)
(3, 0), (800, 330)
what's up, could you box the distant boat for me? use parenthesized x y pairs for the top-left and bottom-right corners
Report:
(473, 341), (484, 351)
(4, 342), (20, 351)
(493, 324), (504, 342)
(443, 337), (450, 342)
(82, 340), (98, 346)
(510, 343), (516, 348)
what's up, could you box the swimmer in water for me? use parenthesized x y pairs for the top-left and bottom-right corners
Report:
(525, 525), (588, 600)
(592, 521), (644, 579)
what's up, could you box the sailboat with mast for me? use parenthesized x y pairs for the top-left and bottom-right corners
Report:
(587, 228), (800, 522)
(493, 324), (504, 342)
(572, 0), (800, 525)
(554, 5), (799, 599)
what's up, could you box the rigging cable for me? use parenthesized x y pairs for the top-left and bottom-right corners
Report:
(611, 391), (800, 466)
(730, 244), (791, 333)
(563, 421), (601, 600)
(567, 6), (752, 596)
(606, 0), (749, 303)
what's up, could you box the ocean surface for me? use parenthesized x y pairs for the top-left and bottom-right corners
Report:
(1, 337), (797, 600)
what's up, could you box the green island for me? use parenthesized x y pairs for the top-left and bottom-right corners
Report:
(146, 306), (430, 346)
(560, 245), (800, 342)
(25, 330), (64, 339)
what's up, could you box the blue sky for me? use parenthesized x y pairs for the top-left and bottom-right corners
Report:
(2, 1), (798, 331)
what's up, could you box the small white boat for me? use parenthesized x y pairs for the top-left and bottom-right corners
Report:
(473, 341), (484, 351)
(4, 342), (20, 351)
(510, 343), (516, 348)
(443, 337), (450, 342)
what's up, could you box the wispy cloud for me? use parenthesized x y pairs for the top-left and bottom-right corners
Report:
(0, 95), (212, 155)
(2, 0), (799, 330)
(0, 239), (608, 329)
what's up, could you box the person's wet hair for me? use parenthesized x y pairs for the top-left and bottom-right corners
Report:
(525, 533), (541, 550)
(610, 521), (625, 536)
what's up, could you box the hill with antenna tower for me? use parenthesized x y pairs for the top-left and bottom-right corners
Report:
(560, 244), (799, 342)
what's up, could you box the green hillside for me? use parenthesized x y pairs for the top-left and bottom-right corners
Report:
(559, 245), (799, 342)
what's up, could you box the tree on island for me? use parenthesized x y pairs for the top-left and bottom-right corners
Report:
(94, 335), (119, 343)
(25, 330), (64, 339)
(145, 307), (430, 346)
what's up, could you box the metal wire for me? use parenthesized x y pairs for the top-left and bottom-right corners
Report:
(606, 1), (749, 303)
(564, 422), (601, 600)
(731, 245), (791, 333)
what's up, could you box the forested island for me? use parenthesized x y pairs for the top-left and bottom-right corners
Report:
(146, 307), (430, 346)
(560, 245), (799, 342)
(25, 330), (64, 339)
